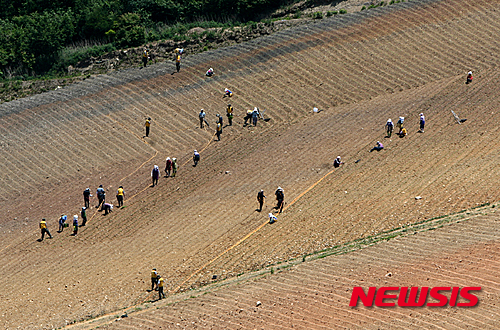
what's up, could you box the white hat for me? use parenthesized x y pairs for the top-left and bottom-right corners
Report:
(173, 158), (177, 161)
(387, 118), (392, 123)
(166, 157), (170, 161)
(468, 71), (472, 75)
(73, 215), (78, 221)
(337, 156), (341, 159)
(194, 150), (197, 153)
(154, 165), (159, 169)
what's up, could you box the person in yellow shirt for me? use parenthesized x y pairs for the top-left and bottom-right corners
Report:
(39, 218), (53, 240)
(142, 48), (149, 68)
(116, 186), (125, 207)
(145, 118), (151, 137)
(226, 104), (233, 126)
(151, 268), (158, 291)
(175, 53), (181, 73)
(158, 275), (165, 300)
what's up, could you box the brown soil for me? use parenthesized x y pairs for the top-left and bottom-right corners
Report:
(1, 0), (500, 328)
(98, 209), (500, 330)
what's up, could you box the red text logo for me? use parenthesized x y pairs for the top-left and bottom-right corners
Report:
(349, 287), (481, 307)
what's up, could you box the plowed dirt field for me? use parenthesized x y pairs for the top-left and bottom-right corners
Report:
(1, 0), (500, 328)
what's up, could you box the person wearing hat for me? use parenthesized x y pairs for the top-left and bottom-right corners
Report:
(165, 157), (172, 177)
(216, 121), (222, 141)
(419, 113), (425, 133)
(275, 187), (284, 213)
(385, 118), (394, 137)
(80, 207), (87, 226)
(224, 88), (233, 97)
(217, 113), (223, 127)
(333, 156), (344, 168)
(269, 213), (277, 224)
(193, 150), (200, 167)
(158, 275), (166, 299)
(199, 109), (206, 129)
(96, 185), (105, 209)
(72, 215), (79, 236)
(102, 202), (113, 215)
(39, 218), (53, 240)
(151, 268), (158, 291)
(252, 107), (259, 126)
(226, 104), (233, 126)
(206, 67), (214, 77)
(142, 48), (149, 68)
(145, 117), (151, 137)
(370, 141), (384, 152)
(396, 116), (405, 133)
(466, 71), (473, 84)
(116, 186), (125, 207)
(171, 158), (178, 177)
(151, 165), (160, 187)
(58, 215), (68, 232)
(83, 188), (92, 209)
(257, 189), (266, 212)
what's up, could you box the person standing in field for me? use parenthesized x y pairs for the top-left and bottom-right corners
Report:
(419, 113), (425, 133)
(199, 109), (206, 129)
(226, 104), (233, 126)
(165, 157), (172, 177)
(96, 185), (106, 209)
(72, 215), (79, 236)
(116, 186), (125, 207)
(39, 218), (53, 240)
(216, 122), (222, 141)
(385, 119), (394, 137)
(174, 48), (183, 72)
(80, 207), (87, 226)
(58, 215), (67, 232)
(158, 275), (166, 299)
(151, 165), (160, 186)
(145, 117), (151, 137)
(142, 48), (149, 68)
(275, 187), (284, 213)
(171, 158), (178, 177)
(151, 268), (158, 291)
(83, 188), (92, 208)
(252, 107), (259, 126)
(333, 156), (344, 168)
(257, 189), (266, 212)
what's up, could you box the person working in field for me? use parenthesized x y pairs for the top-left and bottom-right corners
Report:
(193, 150), (200, 166)
(419, 113), (425, 133)
(151, 165), (160, 186)
(370, 141), (384, 152)
(175, 53), (181, 72)
(466, 71), (473, 84)
(39, 218), (53, 240)
(257, 189), (266, 212)
(333, 156), (344, 168)
(275, 187), (284, 213)
(145, 117), (151, 137)
(116, 186), (125, 207)
(165, 157), (172, 177)
(171, 158), (178, 177)
(385, 118), (394, 137)
(142, 48), (149, 68)
(226, 104), (233, 126)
